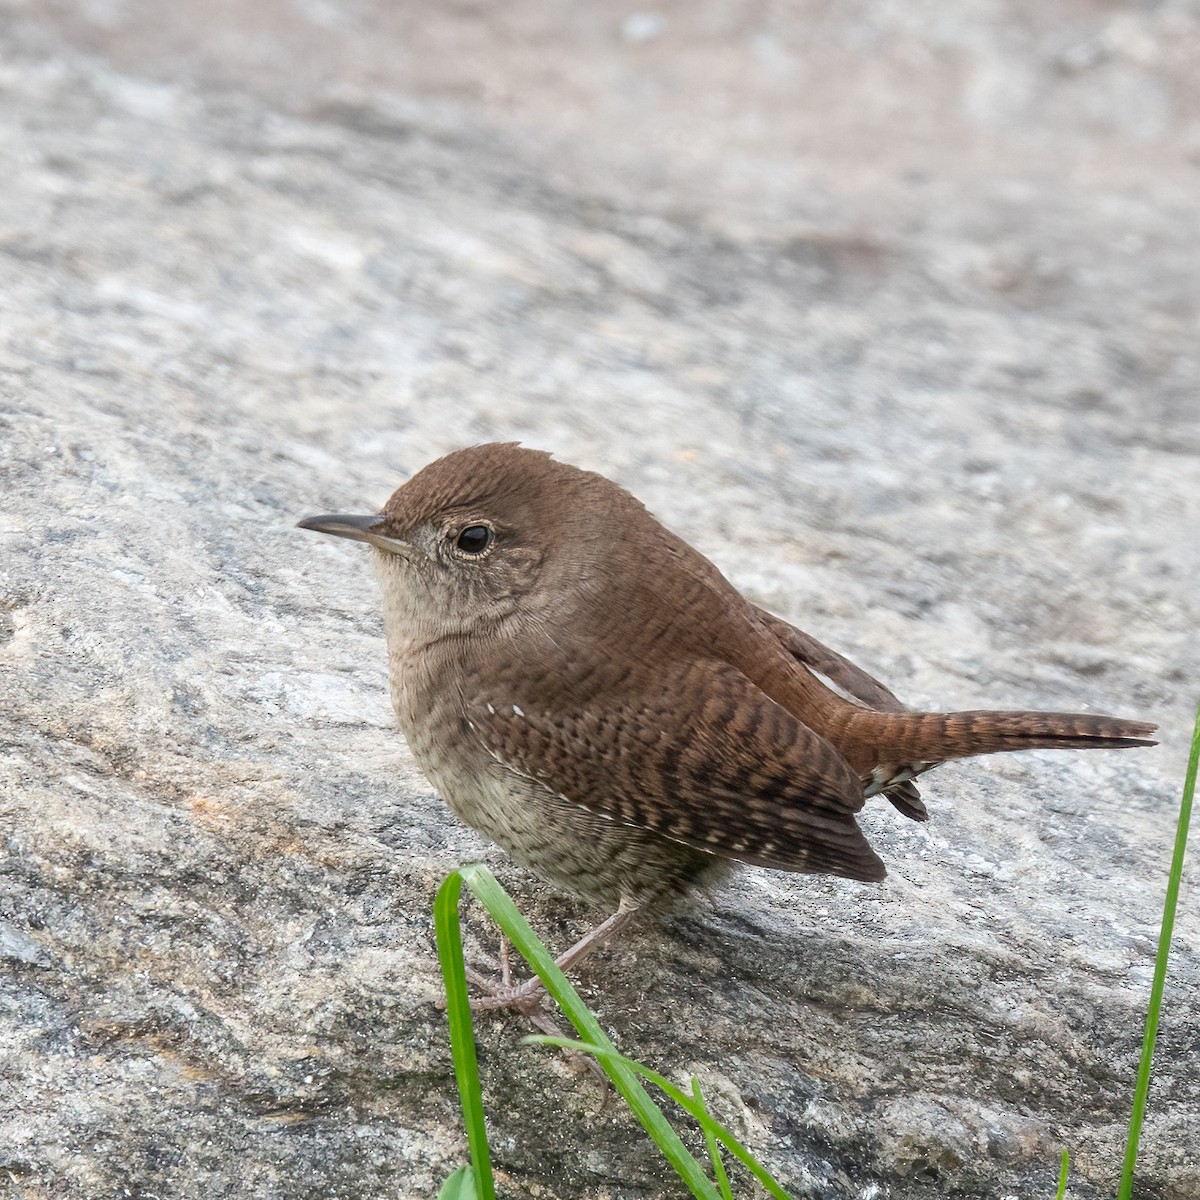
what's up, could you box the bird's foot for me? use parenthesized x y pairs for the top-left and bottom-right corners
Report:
(464, 949), (607, 1084)
(465, 959), (548, 1016)
(454, 900), (642, 1087)
(462, 897), (641, 1017)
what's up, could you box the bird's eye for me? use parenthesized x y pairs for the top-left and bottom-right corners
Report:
(454, 524), (493, 556)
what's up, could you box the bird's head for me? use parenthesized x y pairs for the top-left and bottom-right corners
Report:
(298, 442), (640, 641)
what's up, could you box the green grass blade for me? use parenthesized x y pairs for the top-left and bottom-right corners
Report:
(434, 873), (496, 1200)
(436, 1164), (480, 1200)
(1117, 699), (1198, 1200)
(526, 1035), (794, 1200)
(692, 1078), (734, 1200)
(459, 864), (720, 1200)
(1054, 1148), (1069, 1200)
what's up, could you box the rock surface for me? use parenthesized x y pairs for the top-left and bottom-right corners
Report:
(1, 3), (1198, 1197)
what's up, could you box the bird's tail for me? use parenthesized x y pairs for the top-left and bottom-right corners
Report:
(828, 708), (1157, 773)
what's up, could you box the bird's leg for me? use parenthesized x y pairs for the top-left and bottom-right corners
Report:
(468, 897), (640, 1014)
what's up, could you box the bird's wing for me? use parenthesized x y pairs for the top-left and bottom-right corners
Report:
(464, 656), (886, 882)
(753, 605), (907, 712)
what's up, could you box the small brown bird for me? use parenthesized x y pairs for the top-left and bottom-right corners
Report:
(299, 443), (1155, 1001)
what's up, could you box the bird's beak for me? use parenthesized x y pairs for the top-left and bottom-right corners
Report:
(296, 513), (413, 556)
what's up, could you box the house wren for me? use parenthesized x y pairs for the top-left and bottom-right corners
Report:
(298, 443), (1154, 971)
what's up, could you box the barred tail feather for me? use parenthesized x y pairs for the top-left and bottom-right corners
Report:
(835, 709), (1157, 772)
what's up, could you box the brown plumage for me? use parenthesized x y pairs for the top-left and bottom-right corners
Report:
(299, 442), (1156, 908)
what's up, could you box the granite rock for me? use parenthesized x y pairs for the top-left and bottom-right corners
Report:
(1, 3), (1198, 1197)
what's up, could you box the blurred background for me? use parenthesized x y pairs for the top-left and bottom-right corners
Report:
(1, 4), (1198, 1199)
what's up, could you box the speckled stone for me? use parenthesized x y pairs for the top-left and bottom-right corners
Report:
(1, 4), (1197, 1197)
